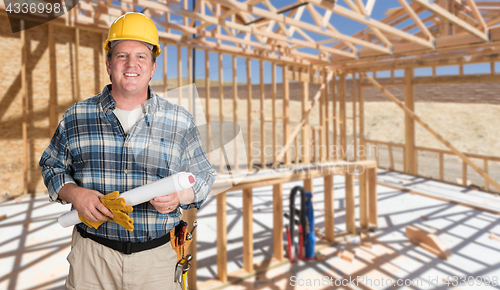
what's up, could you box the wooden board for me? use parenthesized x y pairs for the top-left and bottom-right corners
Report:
(301, 68), (311, 164)
(339, 74), (347, 160)
(272, 183), (284, 261)
(368, 167), (378, 227)
(404, 68), (415, 175)
(405, 225), (452, 260)
(359, 170), (368, 228)
(243, 188), (253, 273)
(360, 232), (372, 248)
(216, 192), (227, 282)
(345, 172), (356, 234)
(184, 208), (198, 289)
(323, 175), (335, 242)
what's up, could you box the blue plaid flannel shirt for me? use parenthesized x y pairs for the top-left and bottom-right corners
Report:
(39, 85), (216, 242)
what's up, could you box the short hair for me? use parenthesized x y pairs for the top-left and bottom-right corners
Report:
(106, 43), (157, 82)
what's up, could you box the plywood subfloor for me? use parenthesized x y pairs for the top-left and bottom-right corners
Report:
(1, 170), (500, 289)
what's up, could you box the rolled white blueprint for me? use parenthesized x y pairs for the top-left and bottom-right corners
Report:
(58, 172), (195, 228)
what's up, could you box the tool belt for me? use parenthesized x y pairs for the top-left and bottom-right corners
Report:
(76, 223), (184, 255)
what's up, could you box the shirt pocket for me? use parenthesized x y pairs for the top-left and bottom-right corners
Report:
(131, 137), (170, 178)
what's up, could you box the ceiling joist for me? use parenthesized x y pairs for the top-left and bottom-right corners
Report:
(3, 0), (499, 71)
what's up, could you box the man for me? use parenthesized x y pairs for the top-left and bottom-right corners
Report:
(39, 12), (216, 289)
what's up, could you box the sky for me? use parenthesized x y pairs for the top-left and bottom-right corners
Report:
(149, 0), (497, 84)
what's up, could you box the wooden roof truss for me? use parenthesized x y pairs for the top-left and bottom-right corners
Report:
(2, 0), (500, 71)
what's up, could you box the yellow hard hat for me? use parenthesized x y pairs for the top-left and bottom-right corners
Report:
(104, 12), (161, 57)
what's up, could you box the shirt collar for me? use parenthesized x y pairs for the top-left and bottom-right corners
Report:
(99, 84), (115, 113)
(99, 84), (159, 119)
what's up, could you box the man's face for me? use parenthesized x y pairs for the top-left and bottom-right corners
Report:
(106, 40), (157, 97)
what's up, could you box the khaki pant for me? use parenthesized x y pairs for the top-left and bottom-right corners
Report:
(66, 227), (182, 290)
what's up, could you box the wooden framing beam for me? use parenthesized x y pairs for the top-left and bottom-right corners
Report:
(260, 60), (265, 168)
(353, 0), (393, 49)
(414, 0), (489, 42)
(320, 71), (326, 162)
(352, 73), (357, 160)
(301, 68), (311, 165)
(49, 23), (57, 135)
(178, 46), (182, 104)
(75, 28), (81, 101)
(484, 160), (490, 191)
(286, 6), (306, 40)
(187, 48), (193, 114)
(303, 3), (358, 53)
(6, 5), (499, 71)
(21, 21), (28, 196)
(187, 48), (193, 112)
(101, 33), (109, 88)
(217, 192), (227, 282)
(397, 0), (435, 41)
(338, 52), (500, 73)
(437, 0), (453, 37)
(243, 188), (253, 272)
(368, 167), (378, 226)
(363, 73), (500, 192)
(283, 65), (291, 165)
(273, 183), (284, 261)
(184, 208), (198, 289)
(366, 0), (376, 16)
(247, 58), (253, 170)
(324, 174), (334, 241)
(359, 170), (368, 228)
(339, 74), (347, 160)
(232, 55), (238, 170)
(160, 26), (305, 65)
(462, 161), (468, 187)
(164, 1), (359, 59)
(324, 70), (330, 161)
(219, 53), (224, 172)
(332, 74), (338, 160)
(358, 73), (365, 161)
(345, 172), (356, 234)
(304, 174), (314, 193)
(163, 43), (168, 93)
(412, 74), (500, 84)
(272, 62), (277, 165)
(312, 128), (318, 164)
(275, 71), (334, 165)
(439, 152), (444, 181)
(207, 0), (392, 54)
(465, 0), (488, 33)
(205, 50), (212, 156)
(404, 68), (416, 175)
(213, 161), (377, 191)
(307, 0), (434, 49)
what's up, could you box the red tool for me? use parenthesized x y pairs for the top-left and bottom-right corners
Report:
(285, 227), (295, 263)
(298, 225), (304, 260)
(178, 224), (187, 246)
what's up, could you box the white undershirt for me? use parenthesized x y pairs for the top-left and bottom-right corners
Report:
(114, 106), (143, 134)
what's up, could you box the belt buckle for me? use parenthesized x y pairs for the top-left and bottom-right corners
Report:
(123, 242), (133, 255)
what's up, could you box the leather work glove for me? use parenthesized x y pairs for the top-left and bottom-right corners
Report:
(78, 191), (134, 231)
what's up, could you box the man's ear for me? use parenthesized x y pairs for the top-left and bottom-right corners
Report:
(106, 58), (112, 76)
(150, 60), (157, 79)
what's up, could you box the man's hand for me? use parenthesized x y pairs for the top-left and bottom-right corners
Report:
(150, 192), (180, 214)
(150, 185), (195, 214)
(59, 183), (114, 223)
